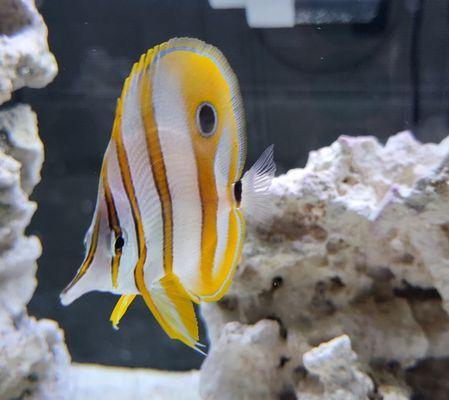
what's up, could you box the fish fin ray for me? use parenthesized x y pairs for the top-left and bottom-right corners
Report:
(149, 273), (202, 351)
(240, 145), (276, 224)
(110, 294), (136, 329)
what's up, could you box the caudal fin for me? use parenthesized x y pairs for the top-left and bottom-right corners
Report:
(240, 145), (276, 224)
(110, 294), (136, 329)
(147, 273), (204, 354)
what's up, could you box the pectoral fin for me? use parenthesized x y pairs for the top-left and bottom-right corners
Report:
(110, 294), (136, 329)
(240, 145), (276, 224)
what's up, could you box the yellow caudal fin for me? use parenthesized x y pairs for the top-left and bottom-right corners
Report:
(149, 273), (204, 354)
(110, 294), (136, 329)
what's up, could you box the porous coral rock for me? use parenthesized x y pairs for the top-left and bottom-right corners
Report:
(200, 131), (449, 399)
(200, 320), (300, 400)
(0, 318), (70, 400)
(302, 335), (374, 400)
(0, 0), (57, 105)
(0, 104), (43, 194)
(0, 104), (70, 399)
(0, 1), (67, 398)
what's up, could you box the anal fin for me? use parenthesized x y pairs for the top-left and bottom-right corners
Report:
(149, 273), (204, 354)
(110, 294), (136, 329)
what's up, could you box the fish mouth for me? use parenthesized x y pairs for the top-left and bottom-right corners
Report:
(59, 288), (73, 306)
(60, 280), (79, 306)
(59, 259), (91, 306)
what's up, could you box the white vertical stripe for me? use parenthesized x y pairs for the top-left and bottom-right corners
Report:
(120, 69), (165, 287)
(83, 186), (109, 290)
(201, 209), (243, 301)
(151, 58), (202, 290)
(212, 130), (232, 278)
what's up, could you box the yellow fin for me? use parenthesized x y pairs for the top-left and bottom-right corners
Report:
(110, 294), (136, 329)
(149, 273), (203, 353)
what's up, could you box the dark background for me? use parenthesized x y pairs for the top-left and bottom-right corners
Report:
(12, 0), (449, 371)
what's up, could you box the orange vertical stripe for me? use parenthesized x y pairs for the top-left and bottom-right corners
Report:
(196, 153), (218, 289)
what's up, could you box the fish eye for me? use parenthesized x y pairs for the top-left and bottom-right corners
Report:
(196, 102), (217, 137)
(114, 236), (125, 251)
(109, 229), (127, 256)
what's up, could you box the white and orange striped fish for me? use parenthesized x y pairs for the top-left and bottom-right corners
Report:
(60, 38), (275, 352)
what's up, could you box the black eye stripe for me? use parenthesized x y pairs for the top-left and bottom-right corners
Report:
(196, 102), (217, 137)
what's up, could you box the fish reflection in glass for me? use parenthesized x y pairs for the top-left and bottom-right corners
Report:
(60, 38), (275, 352)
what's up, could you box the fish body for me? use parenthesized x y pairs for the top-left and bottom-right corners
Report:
(61, 38), (275, 351)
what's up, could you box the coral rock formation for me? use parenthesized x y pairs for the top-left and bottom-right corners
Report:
(0, 105), (70, 399)
(302, 335), (374, 400)
(0, 0), (57, 104)
(201, 132), (449, 399)
(0, 1), (68, 399)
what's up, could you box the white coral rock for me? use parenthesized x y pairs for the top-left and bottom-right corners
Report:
(0, 104), (70, 399)
(200, 320), (297, 400)
(302, 335), (374, 400)
(0, 2), (67, 399)
(0, 0), (57, 105)
(201, 131), (449, 399)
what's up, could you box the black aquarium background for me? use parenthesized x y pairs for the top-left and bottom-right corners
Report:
(12, 0), (449, 370)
